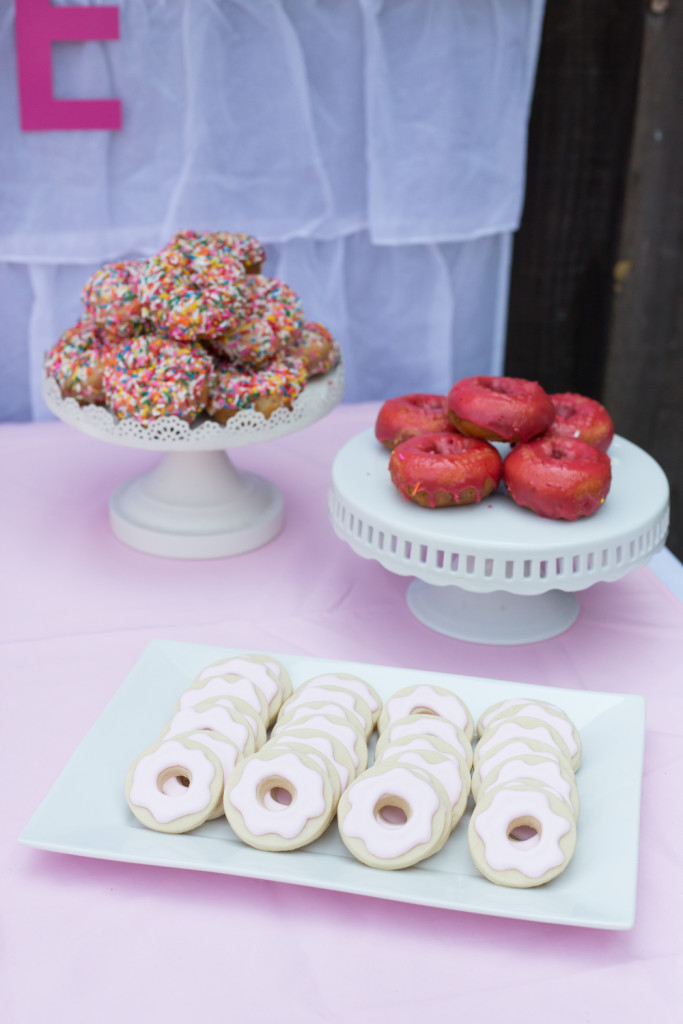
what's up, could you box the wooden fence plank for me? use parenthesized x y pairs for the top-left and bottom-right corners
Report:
(604, 3), (683, 561)
(504, 1), (645, 398)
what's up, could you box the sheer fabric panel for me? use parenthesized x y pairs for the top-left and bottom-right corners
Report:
(0, 0), (544, 419)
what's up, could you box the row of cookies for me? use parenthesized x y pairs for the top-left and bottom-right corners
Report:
(467, 699), (582, 887)
(125, 654), (292, 832)
(337, 684), (475, 868)
(223, 673), (381, 850)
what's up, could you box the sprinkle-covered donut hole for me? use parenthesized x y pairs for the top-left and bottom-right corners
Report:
(81, 259), (147, 340)
(44, 318), (117, 405)
(206, 318), (280, 368)
(286, 322), (340, 377)
(207, 354), (307, 424)
(102, 335), (213, 422)
(210, 231), (266, 274)
(138, 232), (250, 343)
(243, 275), (305, 348)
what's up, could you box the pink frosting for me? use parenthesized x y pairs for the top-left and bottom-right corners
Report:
(301, 674), (380, 715)
(383, 685), (470, 734)
(163, 704), (252, 753)
(285, 686), (367, 730)
(129, 739), (218, 824)
(196, 657), (282, 703)
(481, 701), (579, 760)
(473, 787), (572, 877)
(273, 712), (364, 768)
(341, 765), (442, 859)
(228, 751), (327, 839)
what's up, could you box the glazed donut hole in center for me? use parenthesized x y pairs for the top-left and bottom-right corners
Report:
(506, 815), (542, 848)
(158, 766), (192, 795)
(374, 795), (412, 827)
(257, 775), (296, 809)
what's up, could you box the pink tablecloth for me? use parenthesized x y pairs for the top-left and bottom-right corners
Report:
(2, 406), (682, 1022)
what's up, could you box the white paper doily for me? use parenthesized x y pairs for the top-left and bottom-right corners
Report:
(42, 363), (345, 451)
(329, 428), (670, 644)
(43, 363), (344, 558)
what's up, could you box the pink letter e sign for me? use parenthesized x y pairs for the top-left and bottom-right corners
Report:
(15, 0), (122, 131)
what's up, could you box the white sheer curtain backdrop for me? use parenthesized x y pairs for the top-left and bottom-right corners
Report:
(0, 0), (546, 421)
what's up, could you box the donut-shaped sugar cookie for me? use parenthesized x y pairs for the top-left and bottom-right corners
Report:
(477, 753), (580, 818)
(281, 685), (373, 739)
(265, 740), (343, 805)
(175, 690), (267, 748)
(378, 684), (473, 741)
(186, 675), (270, 723)
(125, 736), (224, 833)
(374, 748), (471, 831)
(162, 699), (258, 756)
(471, 737), (570, 801)
(476, 715), (575, 771)
(192, 654), (292, 722)
(476, 699), (581, 769)
(375, 714), (473, 770)
(269, 726), (356, 790)
(337, 762), (452, 870)
(224, 747), (337, 851)
(271, 708), (369, 773)
(296, 673), (382, 727)
(179, 729), (243, 819)
(468, 780), (577, 887)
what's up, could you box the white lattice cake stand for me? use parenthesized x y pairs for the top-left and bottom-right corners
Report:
(43, 364), (344, 559)
(329, 428), (670, 645)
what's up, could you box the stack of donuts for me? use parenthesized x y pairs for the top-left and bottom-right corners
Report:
(467, 698), (581, 887)
(44, 230), (341, 426)
(376, 376), (615, 520)
(337, 684), (474, 869)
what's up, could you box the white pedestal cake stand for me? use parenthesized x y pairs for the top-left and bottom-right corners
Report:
(329, 428), (670, 645)
(43, 364), (344, 559)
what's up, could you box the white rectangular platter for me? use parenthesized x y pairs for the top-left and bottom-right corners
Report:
(20, 640), (646, 929)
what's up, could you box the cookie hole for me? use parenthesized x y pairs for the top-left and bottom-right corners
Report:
(158, 766), (192, 795)
(258, 775), (296, 810)
(411, 706), (438, 717)
(506, 816), (541, 848)
(374, 796), (411, 827)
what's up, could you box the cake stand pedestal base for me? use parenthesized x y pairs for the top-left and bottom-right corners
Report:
(406, 579), (580, 645)
(109, 450), (284, 559)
